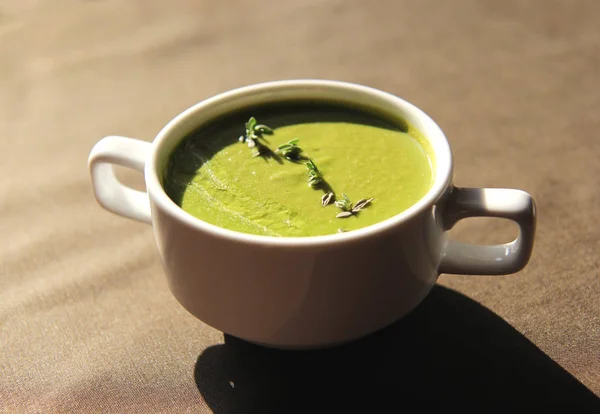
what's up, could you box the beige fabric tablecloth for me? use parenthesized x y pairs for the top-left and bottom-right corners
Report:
(1, 1), (599, 412)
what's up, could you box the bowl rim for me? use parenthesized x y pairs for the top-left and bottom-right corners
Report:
(145, 79), (453, 247)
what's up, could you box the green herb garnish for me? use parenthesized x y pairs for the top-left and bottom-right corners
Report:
(334, 193), (353, 211)
(321, 191), (335, 207)
(239, 117), (274, 149)
(254, 124), (273, 135)
(306, 158), (324, 187)
(276, 139), (303, 160)
(351, 198), (374, 213)
(335, 194), (374, 218)
(237, 117), (374, 226)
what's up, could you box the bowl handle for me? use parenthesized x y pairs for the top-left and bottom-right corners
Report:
(439, 187), (536, 275)
(88, 136), (152, 224)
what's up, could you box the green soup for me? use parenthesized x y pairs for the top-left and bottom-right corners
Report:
(164, 103), (434, 237)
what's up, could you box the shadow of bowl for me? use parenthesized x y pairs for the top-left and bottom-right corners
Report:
(194, 285), (599, 413)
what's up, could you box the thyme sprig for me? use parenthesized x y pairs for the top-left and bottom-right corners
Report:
(276, 138), (303, 160)
(239, 117), (273, 150)
(335, 194), (374, 218)
(305, 158), (324, 188)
